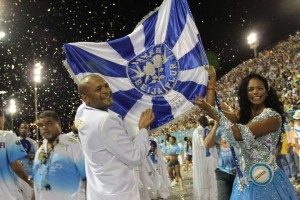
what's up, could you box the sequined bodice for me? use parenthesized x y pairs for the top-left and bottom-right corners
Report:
(237, 108), (281, 174)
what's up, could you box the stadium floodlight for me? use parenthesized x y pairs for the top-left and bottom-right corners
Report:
(247, 32), (259, 58)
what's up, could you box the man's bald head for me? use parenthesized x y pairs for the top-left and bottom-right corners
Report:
(78, 74), (113, 110)
(78, 74), (104, 95)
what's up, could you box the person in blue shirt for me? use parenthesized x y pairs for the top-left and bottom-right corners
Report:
(182, 136), (188, 170)
(159, 140), (165, 150)
(18, 122), (38, 200)
(184, 139), (192, 172)
(0, 109), (33, 200)
(18, 122), (38, 177)
(205, 123), (239, 200)
(33, 110), (86, 200)
(162, 136), (183, 191)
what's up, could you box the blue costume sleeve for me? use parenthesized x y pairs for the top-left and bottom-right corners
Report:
(6, 132), (26, 164)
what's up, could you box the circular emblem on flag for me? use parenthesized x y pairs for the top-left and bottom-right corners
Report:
(249, 163), (273, 186)
(127, 43), (179, 96)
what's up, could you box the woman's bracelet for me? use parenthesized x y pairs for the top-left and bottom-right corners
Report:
(207, 86), (215, 90)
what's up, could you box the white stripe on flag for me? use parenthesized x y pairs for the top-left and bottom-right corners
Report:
(172, 15), (199, 60)
(164, 90), (194, 117)
(70, 42), (128, 66)
(125, 95), (154, 121)
(63, 60), (80, 83)
(129, 25), (146, 56)
(103, 76), (134, 93)
(178, 67), (208, 85)
(154, 0), (172, 45)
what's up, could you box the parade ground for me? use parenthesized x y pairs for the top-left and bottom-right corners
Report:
(153, 168), (300, 200)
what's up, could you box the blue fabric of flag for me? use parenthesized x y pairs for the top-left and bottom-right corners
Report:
(64, 0), (209, 130)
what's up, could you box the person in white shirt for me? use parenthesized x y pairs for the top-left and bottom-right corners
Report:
(192, 115), (218, 200)
(75, 74), (155, 200)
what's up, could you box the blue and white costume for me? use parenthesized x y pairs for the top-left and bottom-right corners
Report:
(214, 107), (298, 200)
(0, 130), (27, 200)
(33, 134), (86, 200)
(162, 143), (180, 156)
(18, 136), (38, 176)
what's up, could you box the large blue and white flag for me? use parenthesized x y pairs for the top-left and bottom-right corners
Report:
(64, 0), (209, 130)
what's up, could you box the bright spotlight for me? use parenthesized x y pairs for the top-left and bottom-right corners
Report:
(247, 33), (257, 45)
(0, 31), (5, 39)
(247, 32), (259, 57)
(9, 99), (16, 114)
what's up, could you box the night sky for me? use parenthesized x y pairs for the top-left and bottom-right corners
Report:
(0, 0), (299, 133)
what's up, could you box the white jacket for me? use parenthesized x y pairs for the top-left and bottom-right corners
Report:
(75, 103), (150, 200)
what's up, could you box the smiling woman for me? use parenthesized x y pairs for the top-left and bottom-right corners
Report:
(194, 72), (298, 199)
(246, 78), (268, 115)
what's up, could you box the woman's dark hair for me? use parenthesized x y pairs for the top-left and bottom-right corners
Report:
(165, 133), (171, 145)
(149, 140), (157, 152)
(198, 115), (209, 128)
(186, 139), (192, 153)
(170, 136), (176, 142)
(238, 73), (285, 131)
(0, 109), (3, 117)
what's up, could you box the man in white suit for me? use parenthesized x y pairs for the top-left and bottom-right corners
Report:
(75, 74), (155, 200)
